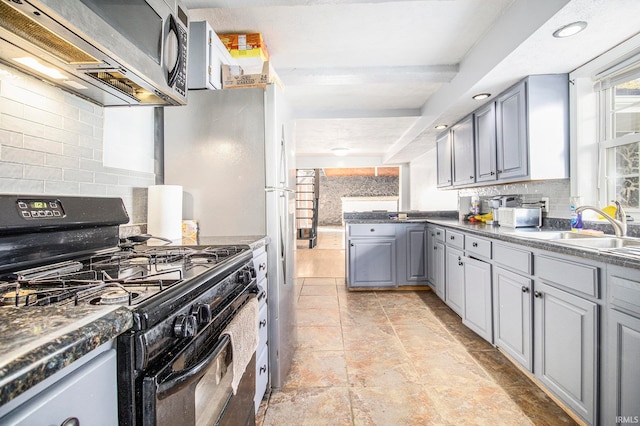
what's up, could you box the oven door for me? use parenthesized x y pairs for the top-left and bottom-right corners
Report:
(142, 333), (256, 426)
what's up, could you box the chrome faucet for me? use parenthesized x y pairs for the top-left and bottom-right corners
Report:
(575, 201), (627, 237)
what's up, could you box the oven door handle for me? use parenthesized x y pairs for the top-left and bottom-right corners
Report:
(156, 334), (230, 399)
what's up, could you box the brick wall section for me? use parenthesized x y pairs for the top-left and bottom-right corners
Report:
(0, 65), (153, 223)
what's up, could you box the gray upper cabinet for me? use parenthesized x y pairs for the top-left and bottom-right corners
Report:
(437, 74), (569, 189)
(496, 74), (569, 183)
(496, 81), (528, 181)
(451, 115), (475, 186)
(436, 130), (452, 188)
(474, 102), (498, 183)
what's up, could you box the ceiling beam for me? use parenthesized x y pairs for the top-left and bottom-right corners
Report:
(278, 65), (458, 86)
(186, 0), (454, 9)
(294, 108), (422, 119)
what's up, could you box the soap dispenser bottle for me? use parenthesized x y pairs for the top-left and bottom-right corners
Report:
(570, 196), (583, 231)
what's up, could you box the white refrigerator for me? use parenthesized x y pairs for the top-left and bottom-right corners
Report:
(163, 85), (296, 388)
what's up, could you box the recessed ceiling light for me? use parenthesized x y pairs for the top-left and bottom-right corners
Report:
(434, 124), (448, 130)
(472, 93), (491, 100)
(331, 147), (349, 156)
(552, 21), (587, 38)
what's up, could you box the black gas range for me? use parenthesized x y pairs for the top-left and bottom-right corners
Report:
(0, 195), (259, 426)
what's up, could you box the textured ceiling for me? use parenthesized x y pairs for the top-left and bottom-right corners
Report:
(184, 0), (640, 165)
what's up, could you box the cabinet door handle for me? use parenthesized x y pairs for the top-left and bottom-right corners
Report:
(350, 243), (354, 247)
(61, 418), (80, 426)
(470, 175), (474, 179)
(370, 228), (375, 232)
(472, 242), (478, 247)
(259, 365), (267, 374)
(534, 291), (542, 298)
(450, 235), (455, 240)
(436, 232), (441, 236)
(433, 246), (437, 250)
(521, 286), (529, 293)
(259, 319), (267, 327)
(457, 256), (463, 266)
(497, 170), (503, 174)
(490, 171), (495, 176)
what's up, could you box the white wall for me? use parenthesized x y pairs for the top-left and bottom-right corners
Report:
(409, 148), (458, 211)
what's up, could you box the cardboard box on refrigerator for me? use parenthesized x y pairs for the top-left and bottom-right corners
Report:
(222, 60), (275, 89)
(218, 33), (270, 61)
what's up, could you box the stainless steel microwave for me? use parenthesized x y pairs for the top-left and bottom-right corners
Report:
(0, 0), (189, 106)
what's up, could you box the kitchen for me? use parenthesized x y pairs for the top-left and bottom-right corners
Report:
(1, 0), (640, 425)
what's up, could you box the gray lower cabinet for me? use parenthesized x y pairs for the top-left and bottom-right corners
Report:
(397, 225), (428, 285)
(463, 256), (493, 343)
(604, 266), (640, 426)
(427, 226), (446, 299)
(534, 281), (597, 425)
(348, 238), (396, 288)
(493, 266), (533, 371)
(445, 246), (464, 315)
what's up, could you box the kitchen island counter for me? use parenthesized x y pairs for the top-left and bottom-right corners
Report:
(0, 305), (132, 407)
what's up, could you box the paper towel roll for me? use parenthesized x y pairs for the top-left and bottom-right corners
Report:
(147, 185), (183, 240)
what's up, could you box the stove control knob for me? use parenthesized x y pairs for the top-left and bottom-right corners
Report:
(190, 303), (212, 326)
(174, 314), (197, 338)
(236, 270), (252, 285)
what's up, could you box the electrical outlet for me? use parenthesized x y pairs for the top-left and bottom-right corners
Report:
(541, 197), (550, 213)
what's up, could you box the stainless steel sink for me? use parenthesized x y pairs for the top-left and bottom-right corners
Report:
(555, 237), (640, 249)
(504, 229), (640, 251)
(503, 230), (595, 240)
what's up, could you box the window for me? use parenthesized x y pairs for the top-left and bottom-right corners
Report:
(598, 63), (640, 214)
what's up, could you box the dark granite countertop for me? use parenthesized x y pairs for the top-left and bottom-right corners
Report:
(142, 235), (269, 251)
(0, 305), (132, 406)
(344, 213), (640, 270)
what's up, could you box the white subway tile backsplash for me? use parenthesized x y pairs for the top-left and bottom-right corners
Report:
(24, 136), (63, 155)
(79, 182), (107, 195)
(79, 158), (104, 172)
(0, 177), (43, 193)
(62, 144), (93, 159)
(63, 169), (93, 183)
(24, 165), (62, 181)
(1, 145), (45, 165)
(94, 172), (120, 185)
(1, 67), (152, 224)
(44, 181), (79, 194)
(63, 117), (93, 137)
(0, 162), (23, 178)
(44, 127), (79, 145)
(45, 153), (79, 169)
(0, 129), (23, 147)
(0, 114), (46, 138)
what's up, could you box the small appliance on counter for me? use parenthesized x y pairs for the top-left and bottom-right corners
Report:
(498, 207), (542, 228)
(488, 195), (520, 225)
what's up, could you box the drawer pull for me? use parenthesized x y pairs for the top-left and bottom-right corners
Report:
(450, 235), (455, 240)
(522, 286), (529, 293)
(436, 231), (441, 236)
(370, 228), (375, 232)
(472, 242), (478, 247)
(534, 291), (542, 298)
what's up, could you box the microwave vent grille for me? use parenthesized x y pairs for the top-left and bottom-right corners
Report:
(0, 2), (100, 65)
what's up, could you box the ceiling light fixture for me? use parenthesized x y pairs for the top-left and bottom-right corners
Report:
(472, 93), (491, 100)
(552, 21), (587, 38)
(331, 147), (349, 156)
(434, 124), (448, 130)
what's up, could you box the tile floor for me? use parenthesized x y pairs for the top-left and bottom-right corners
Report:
(257, 226), (578, 425)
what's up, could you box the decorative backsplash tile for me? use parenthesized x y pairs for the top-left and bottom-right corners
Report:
(0, 64), (153, 223)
